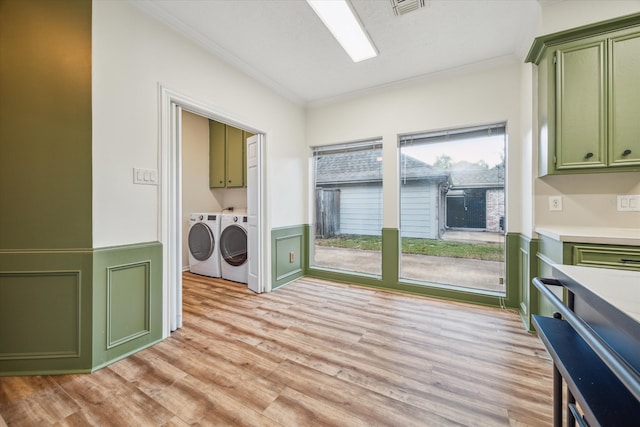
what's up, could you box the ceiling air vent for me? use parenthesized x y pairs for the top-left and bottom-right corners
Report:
(390, 0), (428, 16)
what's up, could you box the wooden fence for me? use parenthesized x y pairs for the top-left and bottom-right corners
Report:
(315, 189), (340, 238)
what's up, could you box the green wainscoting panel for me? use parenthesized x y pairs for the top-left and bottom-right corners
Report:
(0, 250), (93, 376)
(92, 242), (162, 370)
(107, 262), (150, 348)
(272, 226), (306, 289)
(503, 233), (521, 310)
(0, 0), (92, 250)
(0, 272), (80, 358)
(381, 228), (399, 286)
(509, 234), (539, 331)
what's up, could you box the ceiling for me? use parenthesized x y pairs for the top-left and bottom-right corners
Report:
(134, 0), (545, 106)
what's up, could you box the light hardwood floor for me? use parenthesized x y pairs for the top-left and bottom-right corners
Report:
(0, 272), (553, 426)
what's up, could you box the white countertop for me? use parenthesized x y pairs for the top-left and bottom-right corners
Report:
(552, 264), (640, 324)
(535, 226), (640, 246)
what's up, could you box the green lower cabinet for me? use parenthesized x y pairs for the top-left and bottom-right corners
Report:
(573, 244), (640, 271)
(533, 236), (640, 327)
(535, 235), (574, 320)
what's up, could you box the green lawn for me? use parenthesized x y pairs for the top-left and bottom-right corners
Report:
(315, 234), (504, 262)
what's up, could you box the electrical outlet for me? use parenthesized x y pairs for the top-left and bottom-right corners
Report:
(549, 196), (562, 211)
(289, 252), (295, 263)
(617, 195), (640, 212)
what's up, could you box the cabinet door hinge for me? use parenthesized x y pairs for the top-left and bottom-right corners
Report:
(553, 155), (557, 165)
(553, 53), (557, 64)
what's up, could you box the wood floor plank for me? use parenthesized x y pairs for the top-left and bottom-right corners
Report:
(54, 370), (176, 426)
(262, 387), (372, 427)
(0, 273), (553, 426)
(107, 352), (189, 397)
(0, 382), (79, 427)
(267, 359), (465, 426)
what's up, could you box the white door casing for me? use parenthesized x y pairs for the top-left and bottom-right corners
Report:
(170, 102), (183, 331)
(159, 85), (266, 337)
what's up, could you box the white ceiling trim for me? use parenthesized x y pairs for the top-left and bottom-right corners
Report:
(306, 54), (521, 109)
(130, 0), (306, 105)
(129, 0), (544, 108)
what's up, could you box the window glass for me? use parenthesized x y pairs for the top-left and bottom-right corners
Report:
(399, 124), (506, 294)
(312, 140), (383, 276)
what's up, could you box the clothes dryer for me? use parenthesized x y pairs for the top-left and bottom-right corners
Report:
(219, 214), (248, 284)
(188, 213), (221, 277)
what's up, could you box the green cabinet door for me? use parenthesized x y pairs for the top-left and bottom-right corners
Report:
(609, 31), (640, 167)
(527, 15), (640, 175)
(225, 125), (244, 188)
(209, 120), (226, 188)
(555, 40), (607, 169)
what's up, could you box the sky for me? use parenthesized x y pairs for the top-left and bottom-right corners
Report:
(402, 134), (505, 168)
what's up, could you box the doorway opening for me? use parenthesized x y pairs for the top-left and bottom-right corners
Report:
(399, 123), (506, 294)
(159, 86), (266, 337)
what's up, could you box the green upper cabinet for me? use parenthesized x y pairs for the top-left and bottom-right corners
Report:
(527, 14), (640, 176)
(209, 120), (226, 188)
(209, 120), (247, 188)
(609, 31), (640, 166)
(225, 126), (244, 188)
(555, 38), (607, 170)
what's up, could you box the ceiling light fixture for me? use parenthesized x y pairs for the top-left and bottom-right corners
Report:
(306, 0), (378, 63)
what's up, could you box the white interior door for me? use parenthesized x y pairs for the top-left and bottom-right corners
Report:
(247, 134), (262, 293)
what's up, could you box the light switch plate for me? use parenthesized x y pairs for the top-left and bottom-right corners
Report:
(133, 168), (158, 185)
(549, 196), (562, 211)
(617, 195), (640, 212)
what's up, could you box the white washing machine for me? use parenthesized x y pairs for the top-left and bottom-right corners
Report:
(188, 213), (221, 277)
(219, 214), (248, 284)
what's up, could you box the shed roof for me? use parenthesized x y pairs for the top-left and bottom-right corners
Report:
(315, 152), (504, 189)
(449, 162), (504, 188)
(315, 151), (448, 185)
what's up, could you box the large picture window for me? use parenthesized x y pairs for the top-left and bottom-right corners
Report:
(311, 139), (383, 276)
(399, 124), (506, 294)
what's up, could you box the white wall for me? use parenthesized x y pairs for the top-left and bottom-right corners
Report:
(533, 1), (640, 229)
(306, 60), (524, 233)
(519, 63), (536, 237)
(92, 0), (306, 248)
